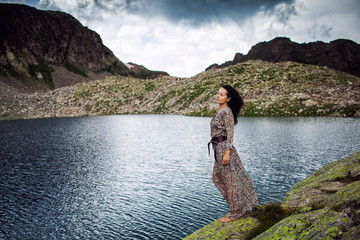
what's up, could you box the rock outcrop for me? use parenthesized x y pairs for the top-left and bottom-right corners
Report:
(184, 151), (360, 239)
(206, 37), (360, 77)
(0, 3), (168, 92)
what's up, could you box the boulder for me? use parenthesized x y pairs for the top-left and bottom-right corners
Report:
(253, 208), (353, 239)
(283, 152), (360, 208)
(303, 99), (319, 107)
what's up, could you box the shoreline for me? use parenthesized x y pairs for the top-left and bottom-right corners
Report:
(1, 112), (360, 122)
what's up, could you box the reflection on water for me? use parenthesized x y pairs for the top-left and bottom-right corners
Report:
(0, 115), (359, 239)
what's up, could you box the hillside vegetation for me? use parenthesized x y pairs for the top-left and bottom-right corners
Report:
(1, 60), (359, 121)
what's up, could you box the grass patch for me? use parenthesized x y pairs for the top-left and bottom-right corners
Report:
(144, 82), (155, 91)
(177, 85), (207, 109)
(246, 203), (293, 240)
(231, 66), (246, 75)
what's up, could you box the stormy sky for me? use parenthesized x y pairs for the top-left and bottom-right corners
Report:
(2, 0), (360, 77)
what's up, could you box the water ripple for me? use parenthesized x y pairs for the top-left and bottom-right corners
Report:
(1, 116), (359, 239)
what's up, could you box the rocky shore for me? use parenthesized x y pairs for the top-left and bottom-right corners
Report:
(1, 60), (359, 121)
(184, 151), (360, 239)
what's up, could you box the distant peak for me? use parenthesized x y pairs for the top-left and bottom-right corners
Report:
(206, 37), (360, 77)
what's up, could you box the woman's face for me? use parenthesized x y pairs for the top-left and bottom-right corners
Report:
(216, 87), (230, 105)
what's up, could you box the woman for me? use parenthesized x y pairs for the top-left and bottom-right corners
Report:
(209, 85), (258, 223)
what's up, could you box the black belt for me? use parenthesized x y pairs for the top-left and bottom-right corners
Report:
(208, 136), (227, 161)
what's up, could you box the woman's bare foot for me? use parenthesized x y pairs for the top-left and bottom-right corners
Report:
(218, 216), (239, 223)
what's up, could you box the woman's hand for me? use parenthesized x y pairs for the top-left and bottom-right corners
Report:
(222, 150), (231, 166)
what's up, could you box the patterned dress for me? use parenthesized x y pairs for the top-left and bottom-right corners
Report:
(210, 107), (258, 219)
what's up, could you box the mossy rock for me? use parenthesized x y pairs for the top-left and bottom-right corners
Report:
(291, 152), (360, 189)
(283, 152), (360, 209)
(183, 217), (259, 240)
(326, 180), (360, 211)
(253, 208), (353, 239)
(184, 152), (360, 239)
(340, 225), (360, 239)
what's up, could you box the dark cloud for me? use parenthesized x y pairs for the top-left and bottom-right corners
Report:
(38, 0), (296, 26)
(130, 0), (297, 25)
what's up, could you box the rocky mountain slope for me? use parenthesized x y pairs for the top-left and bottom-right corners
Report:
(207, 37), (360, 77)
(0, 3), (167, 92)
(184, 151), (360, 239)
(1, 60), (359, 121)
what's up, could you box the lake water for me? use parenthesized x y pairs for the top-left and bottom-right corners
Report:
(0, 115), (359, 239)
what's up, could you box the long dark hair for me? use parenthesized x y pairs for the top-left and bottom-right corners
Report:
(222, 85), (244, 125)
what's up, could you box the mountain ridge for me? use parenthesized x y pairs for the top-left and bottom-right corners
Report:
(0, 3), (168, 92)
(206, 37), (360, 77)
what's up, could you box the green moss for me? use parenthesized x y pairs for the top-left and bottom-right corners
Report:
(282, 153), (360, 211)
(341, 226), (360, 239)
(288, 153), (360, 193)
(254, 208), (351, 239)
(183, 217), (259, 240)
(326, 227), (339, 238)
(310, 201), (327, 211)
(247, 203), (293, 239)
(328, 181), (360, 211)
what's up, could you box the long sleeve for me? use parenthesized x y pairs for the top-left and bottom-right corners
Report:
(223, 109), (234, 151)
